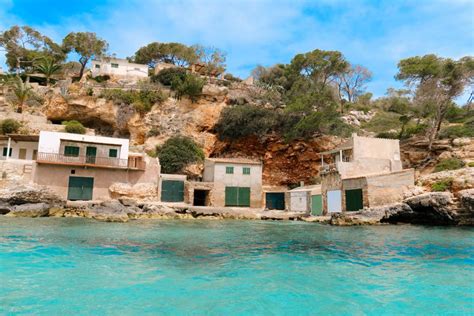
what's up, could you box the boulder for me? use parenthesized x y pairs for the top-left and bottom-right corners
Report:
(0, 185), (65, 206)
(7, 203), (50, 217)
(452, 138), (471, 147)
(384, 192), (457, 225)
(330, 203), (410, 226)
(457, 189), (474, 225)
(85, 200), (140, 222)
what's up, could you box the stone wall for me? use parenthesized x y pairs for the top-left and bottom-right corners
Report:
(366, 169), (415, 207)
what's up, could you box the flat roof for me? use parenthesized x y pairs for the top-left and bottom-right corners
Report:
(206, 157), (262, 165)
(0, 134), (39, 142)
(320, 139), (353, 155)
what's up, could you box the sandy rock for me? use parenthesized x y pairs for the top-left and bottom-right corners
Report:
(419, 167), (474, 192)
(403, 185), (427, 199)
(452, 138), (471, 147)
(0, 184), (65, 206)
(330, 203), (410, 226)
(202, 84), (228, 97)
(109, 182), (157, 198)
(7, 203), (50, 217)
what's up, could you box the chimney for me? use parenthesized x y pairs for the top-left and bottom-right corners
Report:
(300, 181), (304, 187)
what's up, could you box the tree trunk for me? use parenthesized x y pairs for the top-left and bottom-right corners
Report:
(78, 63), (86, 80)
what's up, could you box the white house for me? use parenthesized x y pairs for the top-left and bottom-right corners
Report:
(0, 134), (39, 161)
(91, 58), (148, 78)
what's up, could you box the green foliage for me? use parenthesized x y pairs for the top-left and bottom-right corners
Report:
(445, 105), (469, 123)
(151, 67), (186, 86)
(223, 73), (241, 82)
(439, 124), (474, 139)
(90, 74), (110, 83)
(99, 88), (166, 113)
(86, 87), (94, 96)
(62, 120), (86, 134)
(34, 57), (61, 86)
(0, 119), (21, 134)
(468, 162), (474, 168)
(215, 105), (281, 140)
(131, 42), (198, 68)
(147, 127), (160, 137)
(362, 111), (402, 133)
(403, 123), (428, 138)
(157, 136), (204, 174)
(8, 77), (32, 113)
(376, 131), (399, 139)
(62, 32), (108, 79)
(434, 158), (465, 172)
(431, 178), (453, 192)
(171, 73), (204, 102)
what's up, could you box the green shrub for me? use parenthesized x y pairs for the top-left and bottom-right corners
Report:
(147, 127), (160, 137)
(172, 73), (204, 102)
(86, 87), (94, 96)
(90, 75), (110, 83)
(0, 119), (21, 134)
(215, 104), (281, 140)
(468, 162), (474, 167)
(434, 158), (465, 172)
(431, 178), (453, 192)
(223, 73), (242, 82)
(439, 124), (474, 139)
(376, 131), (399, 139)
(62, 120), (86, 134)
(151, 68), (187, 86)
(403, 123), (428, 138)
(99, 89), (166, 113)
(157, 136), (205, 174)
(362, 112), (402, 133)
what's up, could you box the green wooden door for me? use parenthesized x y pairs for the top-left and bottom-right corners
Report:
(67, 176), (94, 201)
(266, 193), (285, 210)
(161, 180), (185, 202)
(225, 187), (251, 207)
(345, 189), (364, 212)
(311, 194), (323, 215)
(86, 146), (97, 164)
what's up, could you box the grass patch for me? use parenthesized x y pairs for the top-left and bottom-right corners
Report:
(431, 178), (453, 192)
(434, 158), (465, 172)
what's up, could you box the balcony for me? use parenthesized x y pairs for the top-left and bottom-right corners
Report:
(36, 152), (146, 170)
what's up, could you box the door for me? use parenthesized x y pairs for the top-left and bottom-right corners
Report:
(327, 190), (342, 213)
(193, 190), (209, 206)
(32, 150), (37, 160)
(290, 192), (307, 212)
(67, 176), (94, 201)
(345, 189), (364, 212)
(266, 193), (285, 210)
(19, 148), (27, 160)
(225, 187), (251, 207)
(161, 180), (185, 202)
(86, 146), (97, 164)
(311, 194), (323, 216)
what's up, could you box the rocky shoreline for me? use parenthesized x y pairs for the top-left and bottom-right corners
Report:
(1, 184), (473, 225)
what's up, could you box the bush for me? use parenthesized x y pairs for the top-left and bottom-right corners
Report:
(403, 123), (428, 139)
(91, 75), (110, 83)
(99, 89), (166, 114)
(157, 136), (205, 174)
(215, 104), (281, 140)
(431, 178), (453, 192)
(62, 120), (86, 134)
(362, 111), (402, 133)
(172, 73), (204, 102)
(439, 124), (474, 139)
(434, 158), (465, 172)
(151, 68), (187, 86)
(468, 162), (474, 167)
(0, 119), (21, 134)
(86, 87), (94, 96)
(223, 73), (242, 82)
(147, 127), (160, 137)
(376, 131), (399, 139)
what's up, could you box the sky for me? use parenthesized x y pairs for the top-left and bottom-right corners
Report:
(0, 0), (473, 99)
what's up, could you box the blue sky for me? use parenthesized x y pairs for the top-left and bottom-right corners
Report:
(1, 0), (473, 98)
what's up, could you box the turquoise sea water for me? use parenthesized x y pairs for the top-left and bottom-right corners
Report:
(0, 218), (473, 315)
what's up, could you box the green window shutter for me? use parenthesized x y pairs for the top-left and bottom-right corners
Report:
(111, 63), (119, 68)
(345, 189), (364, 212)
(266, 193), (285, 210)
(243, 167), (250, 175)
(225, 187), (238, 206)
(64, 146), (80, 157)
(109, 149), (118, 158)
(226, 166), (234, 174)
(2, 147), (12, 157)
(238, 187), (251, 207)
(161, 180), (185, 202)
(311, 194), (323, 215)
(67, 176), (94, 201)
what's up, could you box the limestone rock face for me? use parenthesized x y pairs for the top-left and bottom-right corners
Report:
(341, 110), (376, 127)
(419, 167), (474, 192)
(109, 182), (157, 199)
(386, 192), (456, 225)
(0, 184), (65, 207)
(7, 203), (50, 217)
(330, 203), (410, 226)
(457, 189), (474, 225)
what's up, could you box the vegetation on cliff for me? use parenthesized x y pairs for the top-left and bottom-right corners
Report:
(157, 136), (205, 174)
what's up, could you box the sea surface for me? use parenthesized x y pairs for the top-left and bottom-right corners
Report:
(0, 217), (473, 315)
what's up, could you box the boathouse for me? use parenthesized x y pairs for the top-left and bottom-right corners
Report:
(33, 131), (160, 201)
(319, 133), (414, 214)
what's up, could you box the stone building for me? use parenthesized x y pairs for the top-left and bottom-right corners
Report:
(91, 58), (148, 78)
(33, 131), (160, 201)
(199, 158), (263, 208)
(319, 133), (414, 214)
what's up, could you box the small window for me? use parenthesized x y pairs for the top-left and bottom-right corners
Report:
(243, 167), (251, 175)
(64, 146), (80, 157)
(95, 64), (100, 69)
(2, 147), (12, 157)
(111, 63), (119, 68)
(226, 166), (234, 174)
(109, 149), (118, 158)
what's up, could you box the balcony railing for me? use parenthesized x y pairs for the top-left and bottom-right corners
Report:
(36, 152), (146, 170)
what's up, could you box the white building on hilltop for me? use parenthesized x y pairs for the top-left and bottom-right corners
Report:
(91, 58), (148, 78)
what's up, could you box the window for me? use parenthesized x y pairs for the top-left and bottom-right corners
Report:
(111, 63), (119, 68)
(109, 149), (118, 158)
(2, 147), (12, 157)
(226, 166), (234, 174)
(95, 64), (100, 69)
(64, 146), (80, 157)
(243, 167), (251, 175)
(134, 67), (140, 71)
